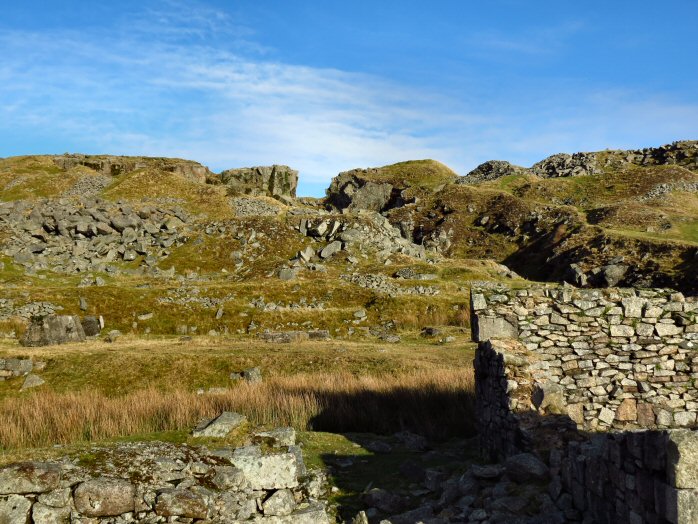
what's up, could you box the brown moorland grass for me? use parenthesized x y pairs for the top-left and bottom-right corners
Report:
(0, 337), (475, 398)
(0, 370), (474, 451)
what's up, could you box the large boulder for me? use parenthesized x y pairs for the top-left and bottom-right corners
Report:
(0, 462), (62, 495)
(21, 374), (45, 391)
(81, 315), (103, 337)
(459, 160), (527, 184)
(192, 412), (247, 438)
(505, 453), (550, 483)
(0, 494), (31, 523)
(220, 165), (298, 200)
(600, 263), (629, 287)
(326, 170), (395, 211)
(51, 154), (211, 183)
(73, 478), (135, 517)
(20, 315), (86, 347)
(230, 448), (300, 490)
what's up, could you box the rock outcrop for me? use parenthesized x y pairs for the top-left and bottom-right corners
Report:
(325, 160), (457, 212)
(530, 151), (604, 178)
(52, 154), (212, 184)
(221, 165), (298, 200)
(326, 169), (397, 211)
(460, 140), (698, 183)
(20, 315), (86, 347)
(456, 160), (527, 184)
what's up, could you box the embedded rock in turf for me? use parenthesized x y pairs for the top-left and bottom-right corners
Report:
(192, 411), (247, 438)
(20, 314), (86, 347)
(0, 439), (330, 523)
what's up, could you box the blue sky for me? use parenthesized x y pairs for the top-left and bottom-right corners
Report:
(1, 1), (696, 195)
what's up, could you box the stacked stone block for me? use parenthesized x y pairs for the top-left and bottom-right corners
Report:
(554, 430), (698, 524)
(472, 286), (698, 432)
(475, 339), (542, 460)
(473, 285), (698, 524)
(0, 441), (329, 523)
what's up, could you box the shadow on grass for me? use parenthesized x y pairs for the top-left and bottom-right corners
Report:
(305, 383), (475, 440)
(300, 385), (477, 522)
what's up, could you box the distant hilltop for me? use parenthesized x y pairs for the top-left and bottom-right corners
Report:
(50, 153), (299, 201)
(460, 140), (698, 184)
(19, 140), (698, 201)
(2, 139), (698, 293)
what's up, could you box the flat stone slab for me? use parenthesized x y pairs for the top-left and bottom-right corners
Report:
(192, 412), (247, 438)
(73, 478), (136, 517)
(0, 462), (62, 495)
(254, 427), (296, 447)
(230, 451), (299, 490)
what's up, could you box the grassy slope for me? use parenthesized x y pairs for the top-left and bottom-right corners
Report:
(0, 336), (477, 520)
(480, 164), (698, 241)
(101, 168), (234, 219)
(0, 156), (74, 200)
(377, 159), (459, 189)
(0, 256), (482, 337)
(0, 337), (474, 398)
(342, 159), (460, 205)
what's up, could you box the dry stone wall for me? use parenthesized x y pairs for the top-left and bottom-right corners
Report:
(473, 285), (698, 524)
(0, 439), (330, 523)
(475, 337), (698, 524)
(472, 286), (698, 431)
(554, 429), (698, 524)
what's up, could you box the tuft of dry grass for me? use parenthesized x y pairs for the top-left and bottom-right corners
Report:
(0, 370), (474, 451)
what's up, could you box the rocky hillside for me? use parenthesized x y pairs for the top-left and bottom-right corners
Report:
(0, 154), (498, 340)
(460, 140), (698, 182)
(0, 154), (298, 203)
(1, 140), (697, 339)
(2, 142), (698, 523)
(325, 141), (698, 293)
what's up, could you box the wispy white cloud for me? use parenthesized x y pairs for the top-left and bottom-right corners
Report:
(0, 12), (465, 190)
(466, 20), (586, 58)
(0, 2), (695, 195)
